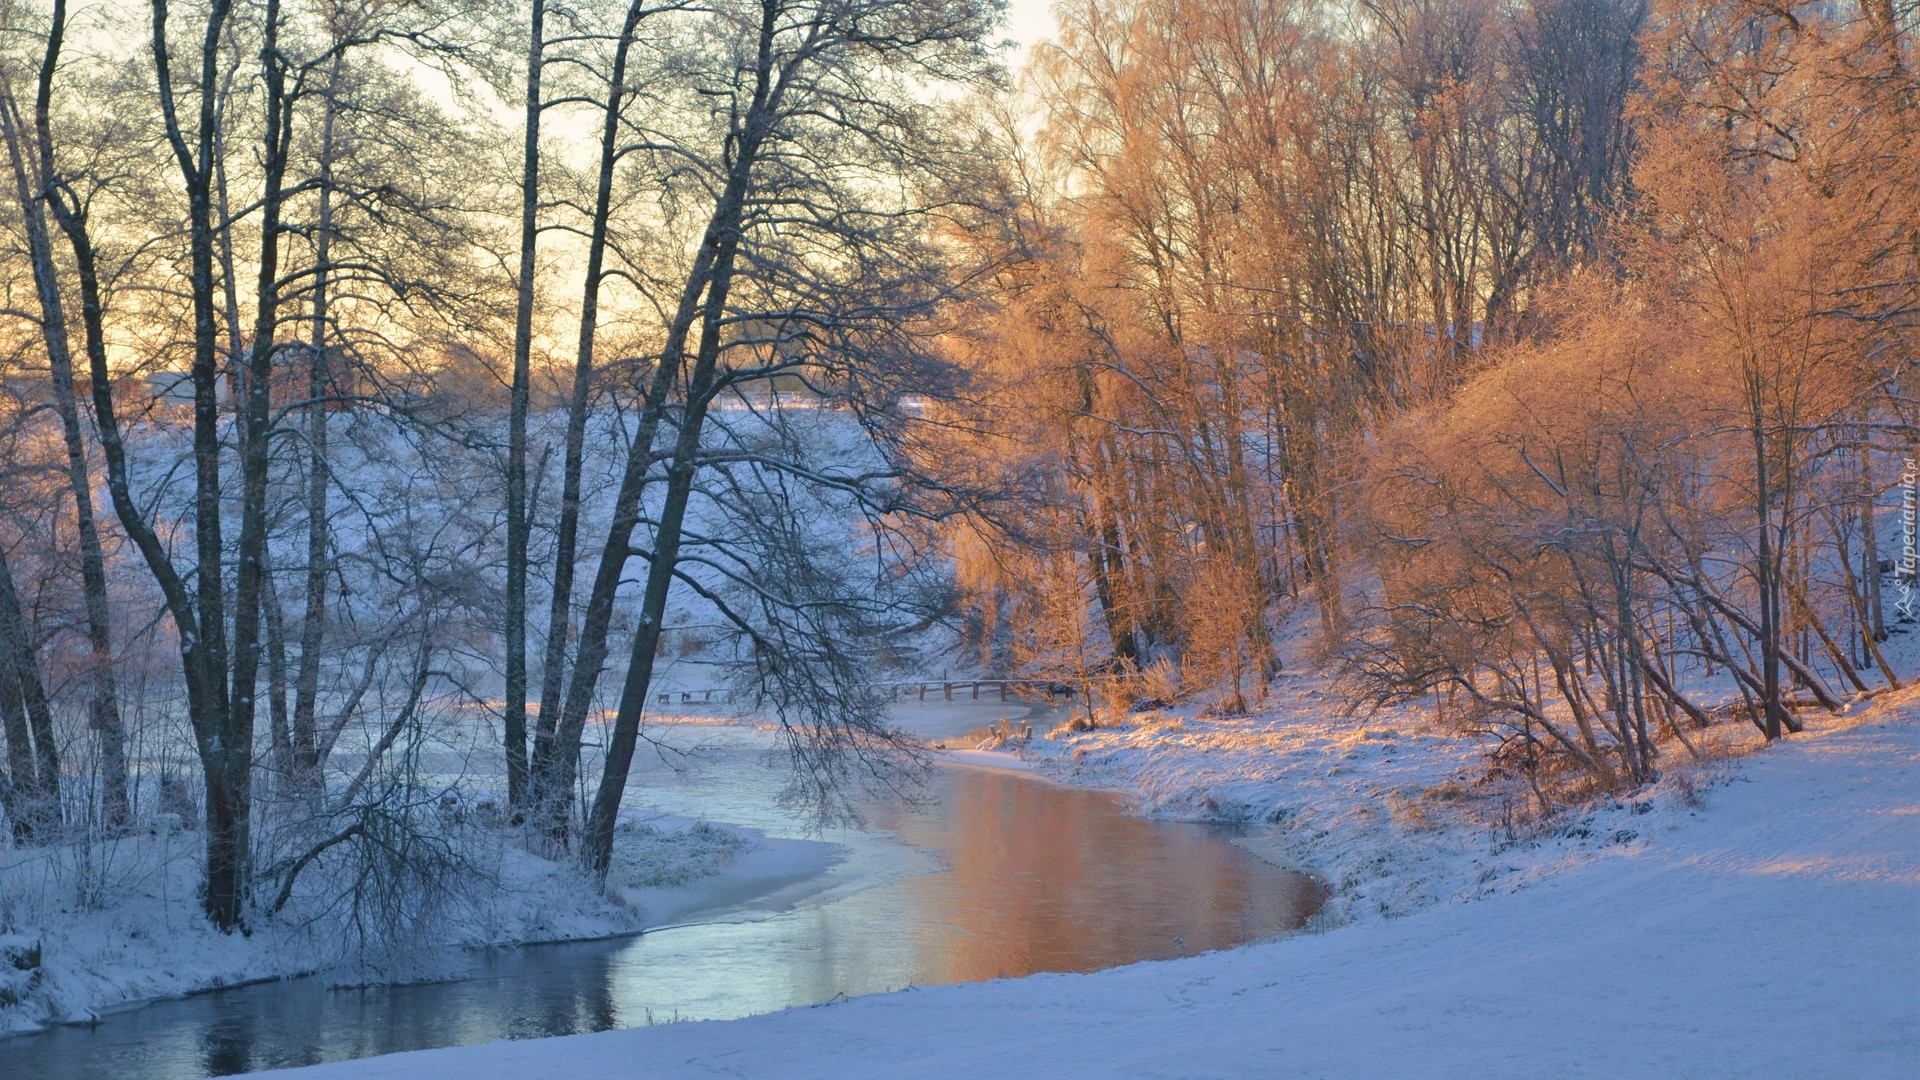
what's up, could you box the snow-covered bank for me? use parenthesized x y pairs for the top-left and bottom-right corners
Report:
(611, 822), (842, 932)
(277, 693), (1919, 1079)
(1022, 677), (1720, 924)
(937, 677), (1703, 926)
(0, 816), (840, 1035)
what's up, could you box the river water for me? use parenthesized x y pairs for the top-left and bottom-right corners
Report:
(4, 703), (1318, 1079)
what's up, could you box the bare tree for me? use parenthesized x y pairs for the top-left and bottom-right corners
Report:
(0, 6), (130, 829)
(517, 0), (1005, 872)
(0, 533), (60, 840)
(502, 0), (548, 814)
(531, 0), (671, 833)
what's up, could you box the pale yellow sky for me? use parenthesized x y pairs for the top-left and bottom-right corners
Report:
(1001, 0), (1059, 69)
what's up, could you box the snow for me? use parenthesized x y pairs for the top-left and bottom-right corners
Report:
(610, 823), (842, 932)
(0, 402), (898, 1037)
(269, 689), (1920, 1079)
(0, 815), (841, 1034)
(933, 748), (1047, 775)
(1000, 677), (1662, 924)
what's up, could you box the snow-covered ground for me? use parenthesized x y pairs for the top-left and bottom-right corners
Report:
(996, 675), (1767, 926)
(0, 815), (838, 1034)
(272, 688), (1919, 1079)
(0, 402), (917, 1037)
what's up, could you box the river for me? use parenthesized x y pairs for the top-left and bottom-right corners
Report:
(3, 702), (1318, 1079)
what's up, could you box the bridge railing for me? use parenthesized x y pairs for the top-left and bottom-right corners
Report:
(647, 679), (1076, 707)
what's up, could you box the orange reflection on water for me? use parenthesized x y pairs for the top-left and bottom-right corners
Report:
(869, 768), (1320, 986)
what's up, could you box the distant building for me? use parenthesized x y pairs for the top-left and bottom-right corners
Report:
(146, 369), (199, 406)
(0, 368), (141, 409)
(146, 343), (362, 415)
(262, 342), (362, 413)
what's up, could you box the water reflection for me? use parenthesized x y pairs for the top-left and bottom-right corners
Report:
(882, 769), (1311, 983)
(3, 712), (1317, 1080)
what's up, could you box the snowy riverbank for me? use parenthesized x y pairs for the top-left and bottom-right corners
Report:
(0, 815), (840, 1035)
(1009, 676), (1775, 926)
(276, 688), (1919, 1079)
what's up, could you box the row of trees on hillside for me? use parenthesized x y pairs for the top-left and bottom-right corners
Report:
(0, 0), (1911, 940)
(0, 0), (1003, 932)
(947, 0), (1917, 794)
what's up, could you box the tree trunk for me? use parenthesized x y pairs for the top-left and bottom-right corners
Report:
(292, 55), (345, 790)
(531, 0), (650, 824)
(261, 548), (293, 789)
(0, 652), (40, 843)
(503, 0), (547, 812)
(574, 0), (786, 873)
(0, 68), (128, 828)
(1859, 442), (1887, 646)
(0, 544), (59, 836)
(580, 311), (730, 875)
(150, 0), (249, 930)
(1750, 397), (1787, 741)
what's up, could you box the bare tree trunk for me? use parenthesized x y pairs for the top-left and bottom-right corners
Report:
(0, 543), (59, 836)
(532, 108), (741, 838)
(582, 116), (770, 873)
(569, 0), (791, 872)
(30, 7), (210, 879)
(292, 55), (345, 790)
(503, 0), (547, 813)
(1749, 396), (1787, 741)
(1858, 442), (1888, 646)
(533, 233), (714, 837)
(0, 47), (128, 827)
(581, 299), (732, 875)
(0, 646), (39, 842)
(260, 552), (294, 774)
(531, 0), (650, 822)
(150, 0), (250, 929)
(215, 0), (298, 934)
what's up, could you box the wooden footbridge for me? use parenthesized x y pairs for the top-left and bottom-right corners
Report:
(651, 679), (1076, 707)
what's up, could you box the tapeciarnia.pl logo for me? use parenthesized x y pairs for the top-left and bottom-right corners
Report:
(1898, 457), (1918, 621)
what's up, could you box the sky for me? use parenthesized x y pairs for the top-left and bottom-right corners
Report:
(1001, 0), (1060, 70)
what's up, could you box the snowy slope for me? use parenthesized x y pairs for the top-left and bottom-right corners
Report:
(992, 674), (1770, 927)
(272, 693), (1920, 1079)
(0, 817), (836, 1034)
